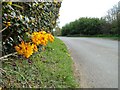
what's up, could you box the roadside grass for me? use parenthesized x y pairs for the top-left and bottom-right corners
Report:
(66, 34), (119, 40)
(1, 38), (79, 88)
(92, 35), (119, 40)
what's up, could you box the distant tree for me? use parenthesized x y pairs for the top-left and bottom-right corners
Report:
(117, 1), (120, 34)
(61, 17), (104, 36)
(61, 1), (119, 36)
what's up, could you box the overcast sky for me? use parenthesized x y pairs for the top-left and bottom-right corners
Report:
(59, 0), (119, 28)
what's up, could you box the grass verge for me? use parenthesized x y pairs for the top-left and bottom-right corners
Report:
(1, 38), (79, 88)
(66, 34), (119, 40)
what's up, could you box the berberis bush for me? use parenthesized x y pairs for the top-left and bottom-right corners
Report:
(2, 1), (61, 56)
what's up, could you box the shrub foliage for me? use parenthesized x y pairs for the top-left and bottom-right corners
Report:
(61, 17), (119, 36)
(2, 1), (61, 56)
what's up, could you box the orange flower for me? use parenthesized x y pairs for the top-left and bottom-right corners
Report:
(15, 46), (23, 55)
(31, 31), (48, 46)
(39, 31), (46, 34)
(15, 31), (54, 58)
(47, 34), (54, 42)
(15, 41), (34, 58)
(32, 44), (38, 52)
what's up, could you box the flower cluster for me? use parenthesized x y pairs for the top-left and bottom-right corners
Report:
(15, 42), (38, 58)
(31, 31), (48, 46)
(47, 33), (54, 42)
(15, 31), (54, 58)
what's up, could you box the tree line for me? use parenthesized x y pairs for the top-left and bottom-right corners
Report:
(61, 1), (120, 36)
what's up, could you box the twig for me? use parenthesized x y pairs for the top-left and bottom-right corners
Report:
(0, 26), (8, 33)
(0, 52), (17, 60)
(1, 58), (8, 61)
(0, 68), (6, 73)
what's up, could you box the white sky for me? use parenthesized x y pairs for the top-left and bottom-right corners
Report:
(59, 0), (119, 28)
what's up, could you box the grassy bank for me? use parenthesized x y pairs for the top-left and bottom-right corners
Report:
(66, 34), (119, 40)
(1, 38), (78, 88)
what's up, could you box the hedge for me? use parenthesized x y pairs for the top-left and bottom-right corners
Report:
(2, 1), (61, 56)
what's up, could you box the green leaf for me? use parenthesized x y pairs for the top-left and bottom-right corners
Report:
(12, 4), (23, 9)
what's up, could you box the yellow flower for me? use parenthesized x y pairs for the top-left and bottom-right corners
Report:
(32, 44), (38, 52)
(15, 41), (34, 58)
(23, 42), (33, 58)
(15, 46), (23, 55)
(15, 46), (20, 51)
(15, 31), (54, 58)
(40, 34), (48, 46)
(47, 34), (54, 42)
(32, 35), (41, 45)
(4, 22), (11, 27)
(39, 31), (46, 34)
(7, 22), (11, 26)
(31, 31), (48, 46)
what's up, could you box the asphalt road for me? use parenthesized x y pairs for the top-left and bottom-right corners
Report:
(58, 37), (118, 88)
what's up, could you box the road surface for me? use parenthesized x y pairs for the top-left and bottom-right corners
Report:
(58, 37), (118, 88)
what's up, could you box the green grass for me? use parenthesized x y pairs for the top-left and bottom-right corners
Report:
(92, 34), (119, 40)
(1, 38), (79, 88)
(66, 34), (119, 40)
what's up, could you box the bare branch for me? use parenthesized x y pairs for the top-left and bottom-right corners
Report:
(0, 52), (17, 60)
(0, 26), (8, 33)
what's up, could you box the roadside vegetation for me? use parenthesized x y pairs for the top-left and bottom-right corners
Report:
(1, 1), (79, 88)
(61, 2), (120, 40)
(66, 34), (119, 40)
(1, 38), (79, 88)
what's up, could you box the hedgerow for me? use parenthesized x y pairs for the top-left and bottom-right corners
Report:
(2, 1), (61, 57)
